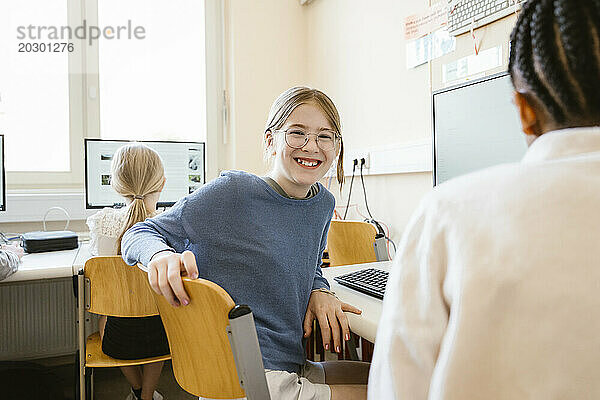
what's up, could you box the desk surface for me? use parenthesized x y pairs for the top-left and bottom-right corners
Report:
(2, 242), (92, 283)
(323, 260), (392, 343)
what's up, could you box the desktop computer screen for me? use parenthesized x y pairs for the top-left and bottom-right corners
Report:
(433, 72), (528, 186)
(85, 139), (205, 209)
(0, 135), (4, 211)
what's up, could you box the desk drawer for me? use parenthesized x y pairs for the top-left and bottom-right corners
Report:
(0, 278), (77, 360)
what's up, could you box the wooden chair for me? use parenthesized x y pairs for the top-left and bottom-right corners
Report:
(77, 256), (171, 400)
(326, 220), (378, 267)
(153, 277), (271, 400)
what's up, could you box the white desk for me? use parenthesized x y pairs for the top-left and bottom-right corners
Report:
(0, 242), (93, 284)
(2, 247), (80, 283)
(323, 260), (392, 343)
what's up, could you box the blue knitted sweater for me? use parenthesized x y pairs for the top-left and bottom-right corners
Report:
(122, 170), (334, 372)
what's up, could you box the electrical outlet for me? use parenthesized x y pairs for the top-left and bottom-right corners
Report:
(343, 150), (370, 175)
(358, 153), (370, 169)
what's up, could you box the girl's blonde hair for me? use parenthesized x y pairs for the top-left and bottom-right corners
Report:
(111, 143), (165, 254)
(264, 86), (344, 184)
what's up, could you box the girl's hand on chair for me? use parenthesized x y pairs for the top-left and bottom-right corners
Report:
(147, 250), (198, 307)
(303, 290), (362, 354)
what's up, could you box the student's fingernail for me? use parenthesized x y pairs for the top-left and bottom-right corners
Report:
(345, 333), (350, 341)
(191, 273), (198, 279)
(325, 344), (329, 350)
(336, 346), (340, 353)
(182, 299), (189, 306)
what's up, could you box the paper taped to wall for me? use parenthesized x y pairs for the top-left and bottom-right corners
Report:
(442, 45), (503, 83)
(405, 2), (448, 40)
(406, 29), (456, 69)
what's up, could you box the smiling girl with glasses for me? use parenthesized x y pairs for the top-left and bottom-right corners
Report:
(122, 86), (370, 400)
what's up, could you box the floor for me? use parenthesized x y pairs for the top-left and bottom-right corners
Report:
(93, 361), (196, 400)
(0, 357), (195, 400)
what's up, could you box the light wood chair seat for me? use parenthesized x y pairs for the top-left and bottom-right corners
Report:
(85, 332), (171, 368)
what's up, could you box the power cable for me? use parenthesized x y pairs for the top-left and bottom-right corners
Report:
(343, 159), (358, 220)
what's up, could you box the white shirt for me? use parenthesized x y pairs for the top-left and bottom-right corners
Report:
(86, 207), (158, 256)
(86, 207), (130, 256)
(369, 127), (600, 399)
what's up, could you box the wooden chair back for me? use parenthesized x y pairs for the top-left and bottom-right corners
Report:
(327, 220), (378, 267)
(152, 278), (246, 399)
(84, 256), (158, 317)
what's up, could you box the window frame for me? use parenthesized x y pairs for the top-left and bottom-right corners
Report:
(5, 0), (87, 190)
(5, 0), (224, 191)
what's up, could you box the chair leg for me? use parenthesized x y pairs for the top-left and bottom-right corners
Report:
(361, 338), (374, 362)
(78, 272), (86, 400)
(346, 333), (360, 361)
(86, 368), (94, 400)
(315, 322), (324, 361)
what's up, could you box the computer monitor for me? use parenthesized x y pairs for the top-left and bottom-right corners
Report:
(84, 139), (205, 209)
(432, 72), (528, 186)
(0, 135), (5, 211)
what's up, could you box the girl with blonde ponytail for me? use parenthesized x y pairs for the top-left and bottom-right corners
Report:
(86, 143), (168, 400)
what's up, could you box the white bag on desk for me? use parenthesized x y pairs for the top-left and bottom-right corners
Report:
(0, 249), (20, 281)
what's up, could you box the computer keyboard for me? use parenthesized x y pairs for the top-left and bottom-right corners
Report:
(334, 268), (389, 300)
(448, 0), (527, 36)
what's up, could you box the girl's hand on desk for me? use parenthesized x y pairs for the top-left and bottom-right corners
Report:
(303, 290), (362, 354)
(2, 244), (24, 260)
(148, 250), (198, 307)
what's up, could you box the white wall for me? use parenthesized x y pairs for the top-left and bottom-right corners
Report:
(223, 0), (308, 175)
(300, 0), (519, 244)
(304, 0), (434, 243)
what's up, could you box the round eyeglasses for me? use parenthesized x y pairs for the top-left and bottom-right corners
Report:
(273, 129), (340, 151)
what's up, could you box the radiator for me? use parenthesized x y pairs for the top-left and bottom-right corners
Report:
(0, 278), (78, 360)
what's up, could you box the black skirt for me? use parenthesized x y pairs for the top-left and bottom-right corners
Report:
(102, 315), (170, 360)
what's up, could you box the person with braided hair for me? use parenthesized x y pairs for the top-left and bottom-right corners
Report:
(369, 0), (600, 398)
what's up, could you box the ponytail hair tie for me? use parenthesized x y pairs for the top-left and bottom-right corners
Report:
(133, 194), (145, 200)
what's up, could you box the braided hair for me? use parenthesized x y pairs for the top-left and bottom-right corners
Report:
(508, 0), (600, 127)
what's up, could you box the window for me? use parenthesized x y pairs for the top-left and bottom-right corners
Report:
(0, 0), (219, 190)
(98, 0), (207, 143)
(0, 0), (71, 172)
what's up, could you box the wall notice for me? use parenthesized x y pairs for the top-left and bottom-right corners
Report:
(405, 3), (448, 41)
(442, 45), (504, 83)
(406, 29), (456, 69)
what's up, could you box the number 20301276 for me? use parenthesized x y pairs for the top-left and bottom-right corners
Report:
(18, 42), (74, 53)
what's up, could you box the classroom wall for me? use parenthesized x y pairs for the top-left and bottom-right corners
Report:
(223, 0), (308, 175)
(304, 0), (433, 244)
(301, 0), (519, 244)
